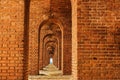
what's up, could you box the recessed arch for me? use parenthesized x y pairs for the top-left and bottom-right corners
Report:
(39, 18), (64, 33)
(38, 19), (63, 71)
(43, 41), (58, 67)
(43, 35), (62, 70)
(28, 0), (72, 76)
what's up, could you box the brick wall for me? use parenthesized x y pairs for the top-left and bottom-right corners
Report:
(77, 0), (120, 80)
(2, 0), (120, 80)
(0, 0), (24, 80)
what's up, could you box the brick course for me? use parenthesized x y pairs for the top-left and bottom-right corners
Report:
(1, 0), (120, 80)
(0, 0), (24, 80)
(77, 0), (120, 80)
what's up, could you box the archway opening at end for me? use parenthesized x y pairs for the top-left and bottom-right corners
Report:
(38, 21), (62, 71)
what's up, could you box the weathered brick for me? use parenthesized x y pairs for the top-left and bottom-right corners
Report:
(77, 0), (120, 79)
(1, 0), (120, 80)
(0, 0), (24, 80)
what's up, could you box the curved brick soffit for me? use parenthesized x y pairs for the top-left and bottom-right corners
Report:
(25, 0), (72, 77)
(38, 18), (63, 70)
(28, 0), (72, 74)
(44, 36), (59, 66)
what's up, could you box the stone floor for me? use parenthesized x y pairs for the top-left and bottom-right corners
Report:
(39, 64), (62, 76)
(29, 75), (71, 80)
(28, 64), (71, 80)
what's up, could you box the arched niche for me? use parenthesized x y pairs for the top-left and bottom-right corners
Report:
(38, 19), (63, 71)
(42, 34), (61, 69)
(28, 0), (72, 76)
(45, 41), (58, 67)
(43, 36), (59, 68)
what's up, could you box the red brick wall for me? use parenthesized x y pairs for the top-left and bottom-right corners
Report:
(77, 0), (120, 80)
(0, 0), (24, 80)
(3, 0), (120, 80)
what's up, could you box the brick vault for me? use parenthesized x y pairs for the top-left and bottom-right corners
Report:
(0, 0), (120, 80)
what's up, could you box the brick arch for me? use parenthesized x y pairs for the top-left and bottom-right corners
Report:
(28, 0), (72, 76)
(43, 34), (62, 69)
(42, 35), (59, 68)
(50, 0), (72, 75)
(38, 18), (64, 33)
(38, 20), (63, 71)
(45, 41), (58, 67)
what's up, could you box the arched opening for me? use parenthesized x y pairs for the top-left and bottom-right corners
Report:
(38, 20), (62, 72)
(28, 0), (72, 76)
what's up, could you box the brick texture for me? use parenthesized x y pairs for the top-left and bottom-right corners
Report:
(77, 0), (120, 80)
(0, 0), (24, 80)
(28, 0), (50, 75)
(51, 0), (72, 75)
(1, 0), (120, 80)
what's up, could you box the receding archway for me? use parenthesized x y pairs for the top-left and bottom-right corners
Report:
(28, 0), (72, 76)
(38, 20), (63, 72)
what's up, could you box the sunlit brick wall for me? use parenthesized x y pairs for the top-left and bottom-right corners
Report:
(77, 0), (120, 80)
(0, 0), (24, 80)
